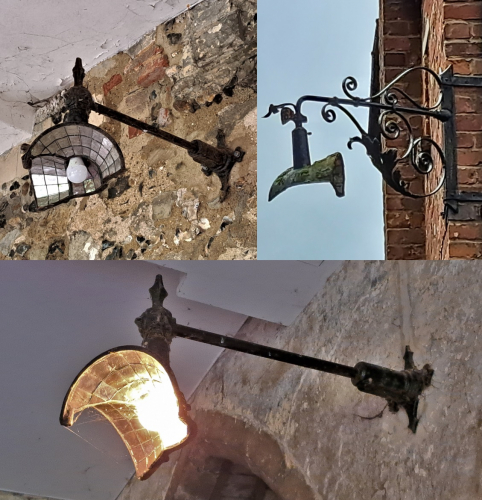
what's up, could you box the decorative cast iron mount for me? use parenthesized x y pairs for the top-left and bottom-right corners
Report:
(60, 58), (245, 202)
(138, 274), (434, 433)
(264, 66), (452, 200)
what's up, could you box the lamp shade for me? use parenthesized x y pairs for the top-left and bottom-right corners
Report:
(22, 123), (125, 211)
(60, 346), (194, 480)
(268, 152), (346, 201)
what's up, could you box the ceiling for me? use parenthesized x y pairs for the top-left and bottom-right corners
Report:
(0, 0), (204, 156)
(0, 260), (341, 500)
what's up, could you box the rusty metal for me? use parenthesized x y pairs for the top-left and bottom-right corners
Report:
(139, 275), (434, 433)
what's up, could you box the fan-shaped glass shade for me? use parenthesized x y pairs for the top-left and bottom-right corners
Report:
(60, 347), (192, 480)
(23, 123), (125, 210)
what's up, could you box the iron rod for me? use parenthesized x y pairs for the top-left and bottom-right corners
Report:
(173, 324), (357, 379)
(295, 95), (452, 122)
(93, 102), (195, 151)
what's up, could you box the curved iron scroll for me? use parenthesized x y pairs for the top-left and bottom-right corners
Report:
(263, 67), (450, 198)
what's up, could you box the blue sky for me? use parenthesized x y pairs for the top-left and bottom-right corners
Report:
(258, 0), (383, 259)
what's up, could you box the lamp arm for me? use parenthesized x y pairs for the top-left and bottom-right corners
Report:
(173, 323), (358, 378)
(93, 102), (195, 151)
(172, 325), (433, 432)
(92, 101), (244, 202)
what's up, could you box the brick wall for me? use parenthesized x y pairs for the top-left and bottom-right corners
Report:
(381, 0), (425, 260)
(445, 0), (482, 258)
(381, 0), (482, 259)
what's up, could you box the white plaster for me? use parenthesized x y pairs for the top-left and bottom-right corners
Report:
(0, 0), (205, 154)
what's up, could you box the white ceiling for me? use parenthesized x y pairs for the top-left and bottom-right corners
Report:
(0, 261), (341, 500)
(0, 0), (204, 156)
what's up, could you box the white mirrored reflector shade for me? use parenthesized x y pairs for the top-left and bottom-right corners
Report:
(60, 348), (192, 480)
(23, 123), (125, 210)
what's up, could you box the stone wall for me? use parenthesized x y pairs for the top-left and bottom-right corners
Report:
(0, 493), (55, 500)
(119, 261), (482, 499)
(0, 0), (257, 260)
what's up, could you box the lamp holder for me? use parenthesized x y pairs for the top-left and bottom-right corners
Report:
(60, 58), (245, 202)
(139, 275), (434, 433)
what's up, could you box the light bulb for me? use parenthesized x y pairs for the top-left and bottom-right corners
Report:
(66, 157), (89, 184)
(136, 385), (188, 449)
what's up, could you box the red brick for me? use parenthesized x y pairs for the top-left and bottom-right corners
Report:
(457, 132), (476, 148)
(445, 22), (471, 39)
(386, 228), (425, 245)
(384, 21), (420, 36)
(445, 3), (482, 21)
(384, 53), (406, 66)
(456, 114), (482, 131)
(385, 196), (424, 211)
(450, 223), (482, 241)
(137, 54), (169, 88)
(455, 94), (482, 113)
(449, 242), (482, 259)
(452, 58), (472, 75)
(384, 37), (412, 52)
(470, 58), (482, 75)
(386, 245), (425, 259)
(458, 166), (482, 186)
(128, 126), (143, 139)
(103, 74), (123, 96)
(126, 44), (163, 73)
(474, 133), (482, 148)
(457, 149), (482, 166)
(471, 22), (482, 37)
(446, 41), (482, 57)
(386, 211), (424, 228)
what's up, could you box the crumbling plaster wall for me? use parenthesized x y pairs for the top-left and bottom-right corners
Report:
(119, 261), (482, 499)
(0, 0), (257, 260)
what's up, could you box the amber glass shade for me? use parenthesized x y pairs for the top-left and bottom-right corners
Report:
(22, 123), (125, 211)
(60, 347), (193, 480)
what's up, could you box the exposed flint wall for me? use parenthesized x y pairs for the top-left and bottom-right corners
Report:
(0, 0), (257, 261)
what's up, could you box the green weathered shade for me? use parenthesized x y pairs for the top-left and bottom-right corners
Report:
(268, 152), (345, 201)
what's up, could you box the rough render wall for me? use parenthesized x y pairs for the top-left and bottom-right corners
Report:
(0, 493), (55, 500)
(0, 0), (257, 261)
(117, 261), (482, 500)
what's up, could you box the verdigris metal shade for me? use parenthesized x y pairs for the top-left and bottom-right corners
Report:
(60, 347), (193, 480)
(22, 123), (125, 210)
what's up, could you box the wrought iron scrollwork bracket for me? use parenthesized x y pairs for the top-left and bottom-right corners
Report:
(440, 68), (482, 221)
(264, 66), (453, 200)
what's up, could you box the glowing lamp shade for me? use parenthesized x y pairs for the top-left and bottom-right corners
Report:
(60, 347), (193, 480)
(22, 123), (125, 211)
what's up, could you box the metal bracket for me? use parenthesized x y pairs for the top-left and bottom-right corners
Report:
(352, 346), (433, 433)
(441, 70), (482, 220)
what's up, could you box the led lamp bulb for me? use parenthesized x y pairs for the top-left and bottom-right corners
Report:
(66, 157), (89, 183)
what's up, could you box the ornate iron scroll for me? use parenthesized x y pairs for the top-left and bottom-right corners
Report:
(264, 67), (451, 198)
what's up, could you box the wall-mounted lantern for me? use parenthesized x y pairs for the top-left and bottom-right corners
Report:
(60, 275), (434, 480)
(22, 59), (245, 211)
(264, 65), (482, 221)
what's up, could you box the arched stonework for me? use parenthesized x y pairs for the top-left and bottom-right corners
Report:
(163, 410), (316, 500)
